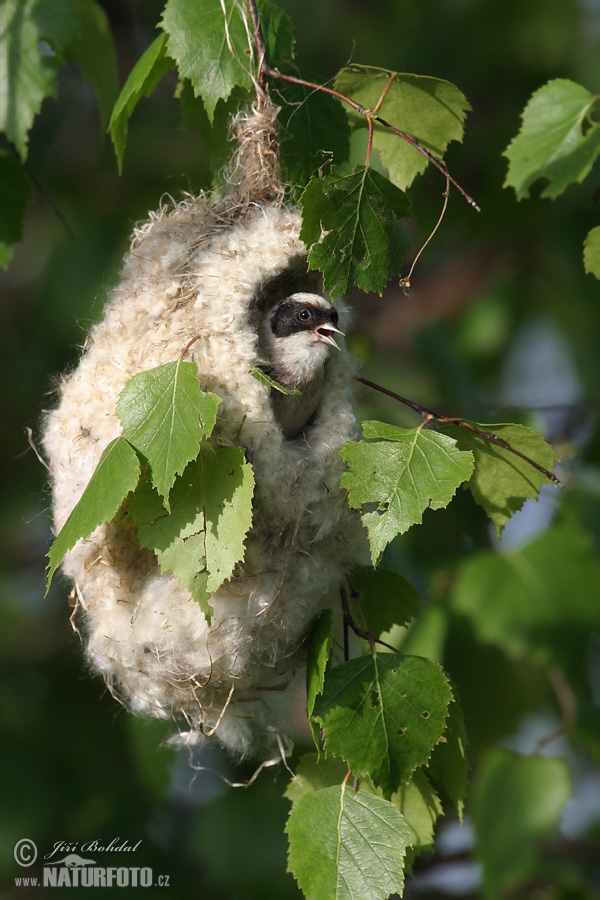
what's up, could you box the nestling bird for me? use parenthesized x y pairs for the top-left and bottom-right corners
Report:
(259, 292), (344, 439)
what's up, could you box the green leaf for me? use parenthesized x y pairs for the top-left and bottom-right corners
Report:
(340, 421), (474, 565)
(160, 0), (251, 124)
(286, 784), (411, 900)
(250, 366), (301, 396)
(46, 437), (141, 592)
(285, 753), (440, 863)
(393, 769), (442, 857)
(313, 652), (453, 797)
(108, 33), (174, 173)
(117, 360), (221, 507)
(0, 0), (78, 159)
(350, 565), (421, 637)
(306, 610), (334, 748)
(583, 225), (600, 278)
(285, 753), (441, 860)
(284, 752), (350, 806)
(0, 149), (31, 268)
(504, 78), (600, 199)
(162, 0), (294, 124)
(62, 0), (119, 129)
(473, 749), (571, 900)
(334, 65), (470, 190)
(450, 526), (600, 683)
(300, 165), (411, 296)
(277, 76), (351, 188)
(129, 448), (254, 622)
(442, 422), (559, 537)
(256, 0), (295, 67)
(426, 692), (468, 821)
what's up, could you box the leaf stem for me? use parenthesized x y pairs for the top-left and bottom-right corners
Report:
(179, 335), (201, 360)
(340, 585), (399, 656)
(401, 177), (450, 288)
(244, 0), (479, 211)
(356, 376), (562, 486)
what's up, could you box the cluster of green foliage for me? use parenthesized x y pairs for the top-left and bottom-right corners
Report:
(504, 78), (600, 279)
(2, 1), (599, 899)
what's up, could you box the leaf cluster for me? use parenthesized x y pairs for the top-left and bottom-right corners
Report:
(287, 574), (468, 899)
(504, 78), (600, 278)
(0, 0), (118, 266)
(2, 0), (473, 295)
(339, 418), (559, 567)
(15, 4), (584, 899)
(46, 360), (254, 624)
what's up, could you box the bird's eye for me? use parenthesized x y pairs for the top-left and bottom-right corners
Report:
(298, 309), (311, 321)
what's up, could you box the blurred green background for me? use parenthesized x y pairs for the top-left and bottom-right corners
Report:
(1, 0), (599, 897)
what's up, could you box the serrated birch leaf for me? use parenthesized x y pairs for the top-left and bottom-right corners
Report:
(277, 78), (351, 187)
(300, 165), (411, 296)
(340, 421), (474, 565)
(584, 225), (600, 278)
(161, 0), (292, 123)
(442, 422), (559, 537)
(129, 448), (253, 621)
(426, 692), (468, 821)
(161, 0), (248, 123)
(108, 33), (174, 173)
(128, 470), (210, 613)
(46, 437), (141, 592)
(0, 0), (78, 159)
(350, 565), (421, 636)
(504, 79), (600, 199)
(255, 1), (295, 66)
(117, 361), (220, 506)
(0, 149), (31, 268)
(393, 769), (442, 856)
(202, 447), (254, 594)
(285, 753), (441, 859)
(284, 753), (351, 806)
(313, 653), (453, 797)
(286, 784), (411, 900)
(306, 610), (334, 747)
(334, 66), (470, 190)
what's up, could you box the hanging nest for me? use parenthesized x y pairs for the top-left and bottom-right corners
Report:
(42, 98), (365, 760)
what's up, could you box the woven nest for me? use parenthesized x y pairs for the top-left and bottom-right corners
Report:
(42, 99), (365, 760)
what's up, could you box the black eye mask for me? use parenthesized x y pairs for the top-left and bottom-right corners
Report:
(270, 299), (339, 338)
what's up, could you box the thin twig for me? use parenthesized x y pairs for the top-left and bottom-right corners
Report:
(244, 0), (480, 211)
(373, 114), (480, 211)
(261, 64), (480, 210)
(22, 159), (74, 240)
(340, 585), (399, 655)
(356, 376), (562, 486)
(401, 178), (450, 289)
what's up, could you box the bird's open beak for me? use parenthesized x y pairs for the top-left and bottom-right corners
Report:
(315, 322), (345, 351)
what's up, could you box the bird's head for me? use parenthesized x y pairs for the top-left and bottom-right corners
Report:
(261, 293), (345, 389)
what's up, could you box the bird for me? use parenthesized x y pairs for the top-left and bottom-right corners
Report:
(259, 292), (345, 439)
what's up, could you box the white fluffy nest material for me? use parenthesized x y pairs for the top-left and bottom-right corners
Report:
(42, 102), (365, 760)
